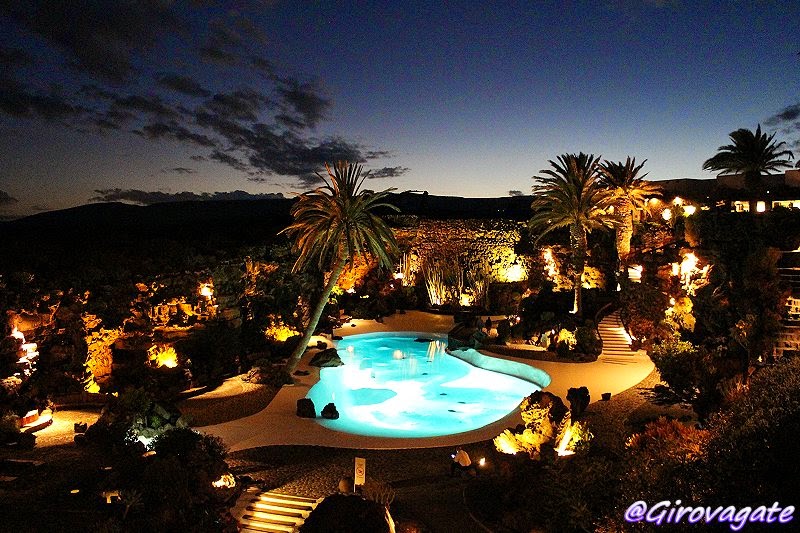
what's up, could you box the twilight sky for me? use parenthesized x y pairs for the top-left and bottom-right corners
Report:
(1, 1), (799, 217)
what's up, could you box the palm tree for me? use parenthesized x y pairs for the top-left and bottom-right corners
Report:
(530, 153), (616, 316)
(599, 157), (661, 270)
(280, 161), (399, 373)
(702, 125), (794, 212)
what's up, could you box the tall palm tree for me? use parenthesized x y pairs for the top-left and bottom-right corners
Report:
(280, 161), (399, 373)
(702, 125), (794, 212)
(599, 157), (661, 269)
(530, 153), (616, 316)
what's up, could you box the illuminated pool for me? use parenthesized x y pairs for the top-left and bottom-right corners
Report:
(306, 332), (548, 438)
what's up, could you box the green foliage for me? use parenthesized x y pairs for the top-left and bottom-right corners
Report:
(574, 322), (602, 356)
(619, 278), (670, 346)
(703, 358), (800, 504)
(494, 392), (571, 459)
(479, 455), (620, 533)
(650, 336), (701, 399)
(495, 319), (511, 344)
(0, 411), (20, 439)
(180, 320), (242, 384)
(618, 417), (708, 517)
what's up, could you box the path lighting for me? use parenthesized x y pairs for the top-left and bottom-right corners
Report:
(212, 473), (236, 489)
(556, 424), (575, 457)
(199, 283), (213, 298)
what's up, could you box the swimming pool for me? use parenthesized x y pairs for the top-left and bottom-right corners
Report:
(306, 332), (547, 438)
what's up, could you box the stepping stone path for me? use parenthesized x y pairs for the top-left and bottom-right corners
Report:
(598, 311), (636, 356)
(234, 487), (322, 532)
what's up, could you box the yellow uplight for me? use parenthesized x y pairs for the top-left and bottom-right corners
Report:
(503, 263), (526, 282)
(683, 205), (696, 216)
(199, 283), (214, 298)
(662, 208), (672, 221)
(212, 473), (236, 489)
(756, 201), (766, 213)
(672, 196), (683, 206)
(149, 346), (179, 368)
(556, 424), (575, 457)
(459, 293), (474, 307)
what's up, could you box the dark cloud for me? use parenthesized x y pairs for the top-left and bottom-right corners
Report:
(113, 94), (177, 118)
(162, 167), (196, 175)
(157, 74), (211, 97)
(79, 84), (117, 101)
(508, 190), (524, 196)
(203, 90), (268, 121)
(250, 56), (274, 74)
(0, 190), (18, 206)
(276, 78), (330, 128)
(367, 166), (410, 179)
(364, 150), (393, 159)
(0, 2), (399, 186)
(199, 46), (239, 66)
(0, 79), (82, 120)
(137, 121), (218, 148)
(0, 48), (33, 68)
(90, 188), (284, 205)
(766, 103), (800, 128)
(209, 150), (250, 173)
(3, 1), (184, 84)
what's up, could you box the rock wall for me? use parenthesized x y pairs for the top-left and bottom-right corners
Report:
(396, 218), (532, 284)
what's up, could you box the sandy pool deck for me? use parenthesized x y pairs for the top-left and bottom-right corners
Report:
(202, 311), (653, 451)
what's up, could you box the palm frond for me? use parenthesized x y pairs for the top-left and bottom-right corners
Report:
(280, 161), (400, 273)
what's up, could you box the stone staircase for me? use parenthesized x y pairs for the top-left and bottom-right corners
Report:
(234, 488), (322, 532)
(774, 268), (800, 358)
(598, 310), (636, 356)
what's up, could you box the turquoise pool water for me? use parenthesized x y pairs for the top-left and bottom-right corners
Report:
(306, 332), (542, 438)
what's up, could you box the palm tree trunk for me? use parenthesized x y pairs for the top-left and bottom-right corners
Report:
(570, 224), (587, 316)
(616, 200), (633, 281)
(286, 257), (348, 374)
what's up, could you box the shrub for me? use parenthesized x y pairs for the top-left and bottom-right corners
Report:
(619, 279), (670, 346)
(649, 335), (701, 399)
(703, 358), (800, 504)
(574, 323), (602, 356)
(618, 417), (708, 516)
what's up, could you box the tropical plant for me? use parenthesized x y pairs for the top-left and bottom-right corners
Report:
(599, 157), (661, 270)
(530, 153), (616, 316)
(280, 161), (399, 373)
(702, 125), (794, 212)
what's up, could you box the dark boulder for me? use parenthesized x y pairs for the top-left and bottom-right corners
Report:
(299, 494), (393, 533)
(297, 398), (316, 418)
(566, 386), (590, 418)
(321, 402), (339, 420)
(309, 348), (343, 368)
(526, 390), (568, 425)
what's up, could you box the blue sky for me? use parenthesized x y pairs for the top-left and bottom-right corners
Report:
(1, 1), (798, 216)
